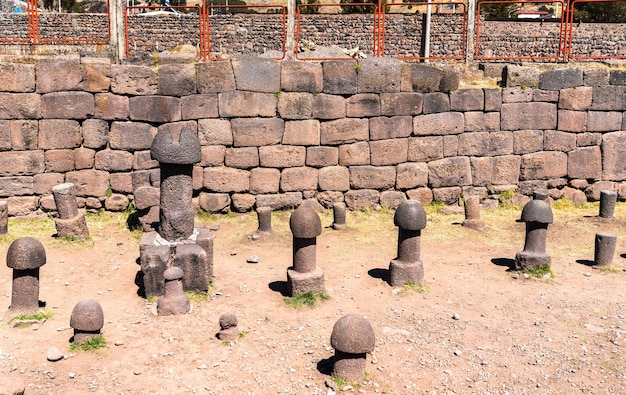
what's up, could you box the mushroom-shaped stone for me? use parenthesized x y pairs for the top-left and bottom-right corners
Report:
(150, 127), (201, 164)
(394, 200), (427, 230)
(70, 299), (104, 343)
(217, 313), (239, 341)
(6, 237), (46, 270)
(290, 205), (322, 238)
(157, 266), (191, 316)
(330, 314), (375, 382)
(520, 199), (553, 224)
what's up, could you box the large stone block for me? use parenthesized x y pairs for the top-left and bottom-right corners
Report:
(349, 166), (396, 189)
(320, 118), (369, 145)
(82, 58), (111, 93)
(502, 87), (533, 103)
(65, 169), (110, 197)
(109, 122), (157, 151)
(0, 93), (41, 119)
(129, 96), (181, 123)
(204, 167), (250, 192)
(34, 173), (64, 194)
(504, 65), (540, 88)
(111, 64), (157, 95)
(197, 61), (236, 93)
(590, 86), (626, 111)
(469, 157), (492, 186)
(199, 192), (231, 213)
(357, 58), (401, 93)
(219, 91), (277, 117)
(181, 94), (219, 120)
(231, 55), (281, 93)
(133, 150), (158, 170)
(0, 120), (10, 150)
(255, 192), (302, 210)
(370, 139), (408, 165)
(403, 64), (442, 92)
(225, 147), (259, 169)
(200, 145), (226, 167)
(338, 142), (370, 166)
(306, 146), (338, 168)
(311, 94), (346, 119)
(429, 157), (472, 187)
(82, 119), (109, 149)
(344, 189), (380, 210)
(283, 120), (320, 146)
(318, 166), (350, 191)
(231, 118), (284, 147)
(443, 135), (458, 157)
(558, 110), (587, 132)
(492, 155), (521, 185)
(369, 116), (412, 141)
(458, 132), (489, 157)
(439, 68), (460, 92)
(450, 89), (484, 111)
(602, 131), (626, 181)
(544, 130), (576, 152)
(380, 92), (422, 116)
(488, 131), (514, 156)
(45, 150), (74, 172)
(584, 67), (609, 86)
(432, 186), (462, 204)
(8, 196), (38, 216)
(422, 92), (450, 114)
(501, 102), (556, 131)
(39, 120), (81, 149)
(520, 151), (567, 180)
(36, 57), (81, 93)
(513, 130), (543, 154)
(281, 61), (323, 92)
(259, 145), (306, 168)
(133, 185), (160, 210)
(587, 111), (621, 132)
(346, 94), (380, 117)
(464, 112), (500, 132)
(408, 136), (443, 162)
(110, 172), (133, 194)
(250, 167), (280, 194)
(0, 63), (35, 92)
(277, 92), (313, 119)
(9, 120), (38, 151)
(157, 64), (197, 97)
(198, 119), (233, 146)
(413, 112), (464, 136)
(95, 93), (129, 120)
(484, 88), (502, 112)
(568, 146), (601, 180)
(539, 69), (583, 90)
(559, 87), (592, 110)
(323, 61), (357, 95)
(533, 89), (559, 103)
(396, 162), (428, 190)
(280, 167), (318, 192)
(174, 244), (210, 292)
(95, 150), (133, 172)
(0, 176), (34, 197)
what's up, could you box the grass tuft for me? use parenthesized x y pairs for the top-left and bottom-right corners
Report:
(9, 310), (54, 325)
(514, 264), (554, 279)
(597, 265), (624, 273)
(185, 291), (209, 303)
(70, 335), (107, 352)
(397, 281), (426, 296)
(424, 201), (445, 215)
(283, 291), (329, 308)
(332, 375), (362, 389)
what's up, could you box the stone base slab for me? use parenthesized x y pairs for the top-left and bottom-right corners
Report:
(55, 214), (89, 238)
(514, 251), (551, 271)
(388, 259), (424, 286)
(286, 266), (325, 296)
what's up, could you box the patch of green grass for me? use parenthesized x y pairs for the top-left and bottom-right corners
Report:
(147, 295), (158, 303)
(397, 281), (426, 296)
(238, 331), (245, 339)
(597, 265), (624, 273)
(9, 310), (54, 324)
(221, 340), (232, 346)
(283, 291), (329, 308)
(55, 235), (95, 247)
(70, 335), (107, 352)
(424, 201), (445, 215)
(185, 290), (209, 303)
(332, 375), (362, 389)
(197, 208), (219, 224)
(354, 63), (361, 73)
(514, 264), (554, 279)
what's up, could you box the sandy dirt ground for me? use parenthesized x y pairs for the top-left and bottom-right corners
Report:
(0, 203), (625, 395)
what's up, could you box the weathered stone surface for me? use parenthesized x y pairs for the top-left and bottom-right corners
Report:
(470, 157), (492, 186)
(231, 118), (284, 147)
(36, 57), (82, 93)
(458, 132), (489, 157)
(45, 150), (74, 173)
(204, 167), (250, 192)
(346, 94), (380, 117)
(0, 63), (35, 92)
(111, 64), (157, 95)
(432, 186), (462, 204)
(321, 118), (369, 145)
(34, 173), (64, 195)
(181, 94), (218, 120)
(250, 168), (280, 194)
(502, 87), (533, 103)
(255, 192), (302, 210)
(520, 151), (567, 180)
(544, 130), (576, 152)
(406, 187), (433, 205)
(559, 87), (592, 110)
(587, 111), (621, 132)
(199, 146), (225, 167)
(429, 157), (472, 188)
(133, 150), (158, 170)
(110, 172), (132, 194)
(404, 64), (442, 92)
(380, 190), (406, 209)
(199, 192), (231, 213)
(82, 119), (108, 149)
(484, 88), (502, 111)
(38, 120), (80, 150)
(408, 136), (443, 162)
(533, 89), (559, 102)
(464, 112), (500, 132)
(306, 146), (338, 167)
(231, 193), (256, 212)
(413, 112), (464, 136)
(311, 94), (346, 119)
(219, 91), (277, 118)
(338, 142), (370, 166)
(539, 69), (583, 90)
(281, 61), (323, 92)
(444, 135), (459, 157)
(95, 150), (133, 172)
(584, 67), (609, 86)
(344, 189), (380, 210)
(282, 120), (320, 146)
(231, 55), (280, 93)
(0, 177), (34, 197)
(568, 146), (602, 180)
(281, 167), (318, 192)
(323, 61), (357, 95)
(225, 147), (259, 169)
(129, 96), (181, 123)
(513, 130), (543, 154)
(357, 58), (401, 93)
(439, 68), (460, 92)
(318, 166), (350, 191)
(501, 102), (556, 130)
(133, 186), (159, 211)
(602, 131), (626, 181)
(95, 93), (129, 120)
(151, 125), (200, 164)
(7, 196), (38, 216)
(109, 122), (156, 151)
(259, 145), (306, 168)
(380, 92), (422, 116)
(558, 110), (587, 132)
(41, 92), (94, 119)
(504, 65), (540, 88)
(422, 92), (450, 114)
(0, 93), (41, 119)
(586, 181), (615, 201)
(197, 60), (236, 93)
(590, 86), (626, 111)
(104, 194), (129, 212)
(65, 169), (110, 197)
(157, 64), (196, 96)
(369, 116), (412, 140)
(198, 119), (232, 146)
(488, 131), (514, 156)
(277, 92), (313, 119)
(492, 155), (521, 185)
(0, 376), (26, 395)
(349, 166), (396, 189)
(9, 120), (38, 151)
(609, 70), (626, 85)
(369, 139), (408, 165)
(0, 151), (44, 176)
(396, 162), (428, 190)
(450, 89), (484, 111)
(82, 58), (110, 93)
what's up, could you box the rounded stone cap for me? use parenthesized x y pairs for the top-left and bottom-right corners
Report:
(70, 299), (104, 332)
(394, 200), (427, 230)
(330, 314), (375, 354)
(150, 127), (201, 164)
(290, 205), (322, 238)
(219, 313), (238, 330)
(6, 237), (46, 270)
(520, 199), (553, 224)
(163, 266), (184, 281)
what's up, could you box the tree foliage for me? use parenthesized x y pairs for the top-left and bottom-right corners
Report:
(477, 0), (518, 19)
(297, 0), (320, 14)
(574, 2), (626, 22)
(340, 0), (376, 14)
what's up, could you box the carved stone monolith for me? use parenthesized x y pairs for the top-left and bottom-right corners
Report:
(389, 200), (427, 286)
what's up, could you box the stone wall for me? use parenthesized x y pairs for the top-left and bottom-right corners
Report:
(0, 56), (625, 217)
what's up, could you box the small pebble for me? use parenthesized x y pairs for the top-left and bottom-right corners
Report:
(46, 347), (64, 362)
(114, 341), (124, 346)
(452, 312), (460, 320)
(454, 349), (462, 356)
(247, 255), (259, 264)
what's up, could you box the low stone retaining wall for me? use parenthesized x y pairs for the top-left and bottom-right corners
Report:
(0, 56), (625, 217)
